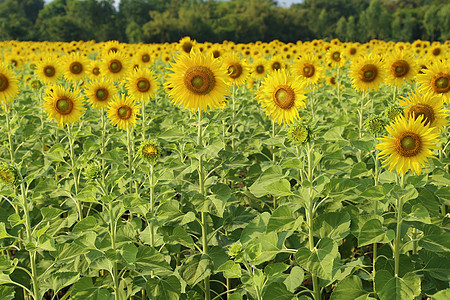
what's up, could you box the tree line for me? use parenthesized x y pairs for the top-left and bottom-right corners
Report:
(0, 0), (448, 43)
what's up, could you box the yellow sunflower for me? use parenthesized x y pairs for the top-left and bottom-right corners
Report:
(398, 91), (448, 131)
(164, 50), (229, 112)
(349, 54), (386, 92)
(101, 51), (131, 82)
(0, 63), (19, 106)
(251, 56), (269, 80)
(178, 36), (196, 54)
(376, 115), (440, 175)
(62, 52), (87, 82)
(293, 53), (324, 86)
(416, 60), (450, 103)
(384, 50), (418, 87)
(35, 56), (62, 85)
(87, 60), (102, 79)
(268, 55), (285, 72)
(326, 46), (346, 68)
(43, 85), (86, 126)
(107, 94), (141, 130)
(221, 52), (250, 86)
(125, 67), (159, 102)
(257, 69), (308, 125)
(84, 77), (118, 109)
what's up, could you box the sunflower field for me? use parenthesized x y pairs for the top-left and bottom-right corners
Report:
(0, 38), (449, 300)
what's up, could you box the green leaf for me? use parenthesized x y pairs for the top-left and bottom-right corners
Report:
(264, 263), (289, 277)
(419, 250), (450, 282)
(70, 277), (110, 300)
(330, 275), (369, 300)
(419, 224), (450, 253)
(121, 243), (138, 265)
(217, 261), (242, 278)
(361, 185), (385, 200)
(0, 223), (13, 239)
(180, 254), (213, 286)
(295, 238), (339, 281)
(57, 242), (88, 262)
(376, 271), (420, 300)
(391, 184), (418, 203)
(313, 212), (350, 241)
(135, 246), (171, 274)
(405, 204), (431, 223)
(0, 286), (15, 300)
(40, 207), (64, 220)
(266, 205), (296, 233)
(208, 183), (232, 217)
(41, 272), (80, 296)
(432, 288), (450, 300)
(240, 212), (270, 244)
(165, 227), (194, 248)
(358, 218), (394, 247)
(284, 266), (304, 293)
(262, 282), (294, 300)
(265, 179), (292, 197)
(350, 162), (369, 178)
(145, 276), (181, 300)
(351, 140), (374, 152)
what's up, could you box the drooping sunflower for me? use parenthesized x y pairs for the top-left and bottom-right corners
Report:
(257, 69), (308, 125)
(35, 56), (62, 85)
(84, 77), (118, 109)
(251, 56), (269, 80)
(43, 85), (86, 126)
(416, 60), (450, 103)
(164, 50), (229, 112)
(125, 67), (159, 102)
(101, 51), (131, 82)
(349, 54), (386, 92)
(107, 94), (141, 130)
(0, 62), (19, 106)
(62, 52), (87, 82)
(221, 52), (250, 86)
(398, 91), (448, 131)
(293, 53), (324, 86)
(376, 115), (440, 175)
(384, 50), (418, 87)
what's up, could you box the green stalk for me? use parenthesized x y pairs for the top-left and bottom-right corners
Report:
(149, 163), (155, 278)
(127, 128), (133, 194)
(392, 85), (397, 103)
(100, 108), (106, 184)
(198, 110), (210, 300)
(412, 228), (418, 255)
(109, 201), (119, 299)
(336, 67), (341, 104)
(231, 84), (236, 150)
(373, 145), (379, 277)
(5, 108), (14, 163)
(272, 120), (276, 163)
(67, 124), (82, 221)
(142, 100), (146, 140)
(394, 173), (405, 277)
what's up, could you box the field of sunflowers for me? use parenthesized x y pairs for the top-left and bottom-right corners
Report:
(0, 38), (449, 300)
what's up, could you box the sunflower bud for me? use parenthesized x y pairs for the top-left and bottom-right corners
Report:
(384, 104), (403, 121)
(287, 120), (311, 145)
(227, 242), (243, 259)
(0, 163), (19, 186)
(138, 138), (161, 165)
(84, 161), (101, 181)
(30, 79), (42, 90)
(365, 115), (386, 135)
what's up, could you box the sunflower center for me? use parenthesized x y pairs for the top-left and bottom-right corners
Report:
(273, 85), (295, 109)
(141, 54), (150, 62)
(184, 66), (216, 95)
(301, 63), (315, 78)
(70, 62), (83, 74)
(272, 62), (281, 70)
(55, 97), (74, 115)
(256, 65), (264, 74)
(227, 63), (243, 79)
(408, 104), (434, 126)
(396, 132), (421, 157)
(95, 88), (108, 101)
(213, 50), (220, 58)
(182, 42), (193, 54)
(432, 74), (450, 93)
(0, 74), (8, 91)
(350, 48), (357, 55)
(117, 105), (131, 120)
(109, 60), (122, 73)
(432, 48), (441, 56)
(330, 77), (336, 85)
(44, 66), (56, 77)
(359, 64), (378, 82)
(332, 52), (341, 62)
(391, 60), (409, 77)
(136, 78), (150, 92)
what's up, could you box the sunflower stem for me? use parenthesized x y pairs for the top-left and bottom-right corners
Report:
(100, 108), (106, 185)
(336, 67), (341, 104)
(373, 142), (380, 278)
(142, 100), (146, 140)
(149, 163), (155, 278)
(394, 173), (405, 277)
(67, 124), (82, 221)
(272, 120), (276, 163)
(231, 84), (236, 151)
(108, 201), (119, 299)
(392, 85), (397, 103)
(127, 128), (133, 194)
(5, 107), (15, 163)
(198, 109), (210, 300)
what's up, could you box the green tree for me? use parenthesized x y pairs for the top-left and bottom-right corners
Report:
(335, 16), (347, 41)
(423, 4), (440, 40)
(0, 0), (34, 40)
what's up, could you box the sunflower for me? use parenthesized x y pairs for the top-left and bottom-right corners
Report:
(87, 60), (102, 79)
(164, 50), (229, 112)
(251, 56), (269, 80)
(221, 52), (250, 86)
(107, 94), (140, 130)
(84, 77), (118, 109)
(349, 54), (386, 92)
(416, 60), (450, 103)
(101, 51), (131, 82)
(134, 49), (152, 68)
(0, 63), (19, 106)
(102, 40), (122, 55)
(376, 115), (440, 175)
(62, 52), (87, 82)
(326, 76), (337, 87)
(398, 91), (448, 131)
(293, 53), (324, 86)
(43, 85), (86, 126)
(384, 50), (418, 87)
(269, 55), (285, 72)
(257, 69), (308, 125)
(125, 67), (159, 102)
(178, 36), (196, 54)
(326, 46), (346, 68)
(35, 56), (62, 85)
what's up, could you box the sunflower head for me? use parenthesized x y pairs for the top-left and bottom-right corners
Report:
(101, 51), (131, 82)
(43, 85), (86, 126)
(139, 138), (162, 165)
(222, 52), (250, 86)
(125, 67), (159, 102)
(384, 104), (403, 121)
(107, 94), (140, 130)
(0, 163), (19, 186)
(417, 60), (450, 103)
(287, 120), (311, 145)
(364, 114), (385, 135)
(84, 161), (101, 181)
(62, 52), (87, 82)
(349, 54), (386, 92)
(85, 77), (118, 109)
(0, 62), (19, 106)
